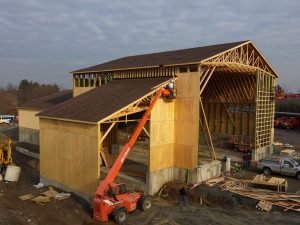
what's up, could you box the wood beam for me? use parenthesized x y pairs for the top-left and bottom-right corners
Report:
(142, 127), (150, 138)
(199, 98), (217, 160)
(99, 122), (116, 146)
(200, 66), (216, 95)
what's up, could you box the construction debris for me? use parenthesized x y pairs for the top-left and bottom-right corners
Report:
(31, 196), (50, 205)
(19, 186), (71, 205)
(205, 177), (225, 186)
(42, 186), (59, 198)
(33, 182), (44, 189)
(256, 200), (272, 212)
(221, 177), (300, 212)
(19, 194), (35, 201)
(55, 192), (71, 200)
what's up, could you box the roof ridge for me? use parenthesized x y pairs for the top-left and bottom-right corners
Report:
(72, 40), (249, 73)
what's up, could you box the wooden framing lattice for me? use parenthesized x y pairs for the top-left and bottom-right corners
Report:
(254, 70), (275, 152)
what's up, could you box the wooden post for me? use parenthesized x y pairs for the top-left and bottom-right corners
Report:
(199, 98), (217, 160)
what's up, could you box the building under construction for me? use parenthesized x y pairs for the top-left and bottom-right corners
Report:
(36, 40), (277, 202)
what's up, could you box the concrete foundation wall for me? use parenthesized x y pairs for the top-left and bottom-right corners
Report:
(196, 160), (222, 182)
(147, 167), (173, 195)
(147, 161), (222, 195)
(19, 126), (39, 145)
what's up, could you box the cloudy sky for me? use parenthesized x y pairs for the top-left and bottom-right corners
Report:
(0, 0), (299, 91)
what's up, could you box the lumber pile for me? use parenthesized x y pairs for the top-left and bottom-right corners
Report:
(205, 177), (225, 186)
(221, 177), (300, 212)
(256, 200), (272, 212)
(250, 175), (288, 192)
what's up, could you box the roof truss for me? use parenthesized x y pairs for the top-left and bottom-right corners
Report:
(98, 78), (175, 123)
(201, 41), (278, 77)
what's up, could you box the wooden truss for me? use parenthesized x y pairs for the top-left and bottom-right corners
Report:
(201, 41), (277, 77)
(103, 95), (152, 123)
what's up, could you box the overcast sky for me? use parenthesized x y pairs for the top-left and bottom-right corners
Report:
(0, 0), (299, 91)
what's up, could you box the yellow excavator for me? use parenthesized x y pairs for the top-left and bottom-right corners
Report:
(0, 133), (12, 169)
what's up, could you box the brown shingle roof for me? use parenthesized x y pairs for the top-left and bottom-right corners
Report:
(73, 41), (248, 73)
(37, 77), (172, 123)
(19, 90), (73, 110)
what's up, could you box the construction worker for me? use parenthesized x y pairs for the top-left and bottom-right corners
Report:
(179, 186), (188, 206)
(246, 152), (251, 167)
(233, 163), (241, 173)
(242, 152), (248, 168)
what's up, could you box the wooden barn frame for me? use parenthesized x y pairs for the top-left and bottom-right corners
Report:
(38, 40), (278, 202)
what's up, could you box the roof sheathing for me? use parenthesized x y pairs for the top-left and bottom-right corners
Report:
(37, 77), (172, 123)
(18, 90), (73, 110)
(72, 41), (248, 73)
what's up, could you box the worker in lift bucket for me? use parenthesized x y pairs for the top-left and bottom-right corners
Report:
(167, 81), (175, 97)
(179, 186), (188, 206)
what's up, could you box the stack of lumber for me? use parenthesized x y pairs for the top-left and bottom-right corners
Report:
(250, 175), (288, 192)
(221, 177), (300, 212)
(220, 177), (246, 189)
(205, 177), (225, 186)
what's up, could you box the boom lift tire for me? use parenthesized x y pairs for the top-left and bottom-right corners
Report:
(138, 195), (152, 211)
(113, 206), (128, 224)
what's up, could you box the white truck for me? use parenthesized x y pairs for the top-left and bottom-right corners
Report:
(257, 155), (300, 180)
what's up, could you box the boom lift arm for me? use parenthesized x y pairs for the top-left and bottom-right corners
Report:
(95, 88), (169, 196)
(94, 87), (172, 222)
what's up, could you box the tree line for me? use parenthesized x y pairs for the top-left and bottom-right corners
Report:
(0, 80), (60, 115)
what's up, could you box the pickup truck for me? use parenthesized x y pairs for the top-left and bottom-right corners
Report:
(257, 156), (300, 180)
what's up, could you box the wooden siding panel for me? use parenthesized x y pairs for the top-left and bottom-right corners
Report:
(174, 72), (200, 169)
(18, 109), (42, 130)
(40, 118), (99, 197)
(150, 98), (175, 172)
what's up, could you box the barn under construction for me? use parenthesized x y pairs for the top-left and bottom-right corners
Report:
(37, 40), (277, 202)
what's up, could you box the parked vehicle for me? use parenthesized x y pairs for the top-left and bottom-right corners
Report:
(257, 155), (300, 180)
(0, 115), (14, 124)
(274, 116), (299, 129)
(282, 117), (299, 129)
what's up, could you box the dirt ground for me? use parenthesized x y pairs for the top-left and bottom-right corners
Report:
(0, 125), (299, 225)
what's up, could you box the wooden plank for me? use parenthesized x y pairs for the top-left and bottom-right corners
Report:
(19, 194), (35, 201)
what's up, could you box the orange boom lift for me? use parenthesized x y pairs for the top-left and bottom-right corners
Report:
(93, 85), (175, 224)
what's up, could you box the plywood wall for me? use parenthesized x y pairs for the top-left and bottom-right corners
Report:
(173, 71), (200, 170)
(73, 87), (95, 97)
(200, 102), (255, 137)
(39, 118), (99, 198)
(149, 98), (175, 172)
(19, 108), (42, 130)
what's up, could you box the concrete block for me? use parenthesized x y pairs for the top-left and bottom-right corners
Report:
(147, 167), (173, 195)
(16, 146), (39, 159)
(19, 127), (39, 145)
(197, 160), (222, 182)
